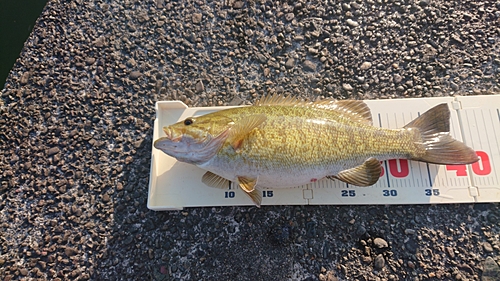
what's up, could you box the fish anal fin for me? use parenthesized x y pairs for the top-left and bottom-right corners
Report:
(202, 171), (231, 189)
(329, 158), (381, 187)
(229, 114), (267, 151)
(237, 176), (262, 207)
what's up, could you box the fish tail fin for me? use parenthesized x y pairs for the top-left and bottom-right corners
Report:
(404, 103), (478, 165)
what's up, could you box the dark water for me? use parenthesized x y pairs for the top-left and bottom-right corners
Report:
(0, 0), (48, 90)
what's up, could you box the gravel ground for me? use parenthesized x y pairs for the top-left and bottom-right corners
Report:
(1, 0), (500, 280)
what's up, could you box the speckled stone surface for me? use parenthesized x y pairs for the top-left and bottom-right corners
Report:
(1, 0), (499, 280)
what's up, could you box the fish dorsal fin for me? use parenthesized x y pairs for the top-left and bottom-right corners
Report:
(202, 171), (231, 189)
(229, 114), (267, 151)
(328, 157), (381, 186)
(256, 95), (372, 125)
(313, 100), (373, 125)
(255, 94), (307, 106)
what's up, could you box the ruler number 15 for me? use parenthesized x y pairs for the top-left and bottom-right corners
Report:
(446, 151), (491, 176)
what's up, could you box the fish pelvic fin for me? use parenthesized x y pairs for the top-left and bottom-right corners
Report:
(328, 157), (381, 186)
(237, 176), (262, 207)
(404, 103), (479, 165)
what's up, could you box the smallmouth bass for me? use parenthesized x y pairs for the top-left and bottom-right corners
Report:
(154, 95), (478, 207)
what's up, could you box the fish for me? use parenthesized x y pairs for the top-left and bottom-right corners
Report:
(154, 95), (479, 207)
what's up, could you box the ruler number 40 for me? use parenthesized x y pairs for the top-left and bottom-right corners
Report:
(446, 151), (491, 177)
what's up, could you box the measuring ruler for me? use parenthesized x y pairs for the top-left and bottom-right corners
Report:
(148, 96), (500, 210)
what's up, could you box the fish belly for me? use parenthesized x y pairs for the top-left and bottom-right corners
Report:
(198, 163), (330, 188)
(198, 154), (370, 188)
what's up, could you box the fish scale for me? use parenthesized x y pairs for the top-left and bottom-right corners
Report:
(216, 107), (411, 164)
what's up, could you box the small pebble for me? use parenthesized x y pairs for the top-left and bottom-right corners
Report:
(419, 0), (430, 6)
(346, 19), (359, 27)
(360, 61), (372, 70)
(404, 229), (416, 235)
(445, 247), (456, 258)
(20, 72), (30, 85)
(20, 268), (28, 276)
(102, 194), (111, 202)
(373, 237), (388, 248)
(129, 71), (142, 80)
(85, 57), (96, 65)
(48, 147), (60, 156)
(393, 74), (403, 84)
(195, 80), (204, 93)
(285, 58), (295, 69)
(342, 83), (353, 91)
(192, 13), (202, 24)
(303, 60), (317, 72)
(173, 58), (182, 65)
(482, 242), (494, 252)
(374, 254), (385, 269)
(64, 247), (78, 257)
(319, 270), (337, 281)
(233, 1), (244, 8)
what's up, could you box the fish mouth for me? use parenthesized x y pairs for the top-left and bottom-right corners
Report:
(163, 127), (182, 142)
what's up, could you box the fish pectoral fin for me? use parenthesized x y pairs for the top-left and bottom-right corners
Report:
(237, 176), (262, 207)
(329, 157), (381, 187)
(202, 171), (231, 189)
(229, 114), (267, 151)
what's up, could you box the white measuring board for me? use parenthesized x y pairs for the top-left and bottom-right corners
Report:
(148, 95), (500, 210)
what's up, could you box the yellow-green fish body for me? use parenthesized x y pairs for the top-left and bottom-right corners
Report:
(154, 96), (478, 206)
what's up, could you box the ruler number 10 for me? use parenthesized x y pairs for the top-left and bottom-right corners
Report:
(225, 191), (274, 198)
(446, 151), (491, 176)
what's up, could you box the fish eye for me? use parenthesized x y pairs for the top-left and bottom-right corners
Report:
(184, 118), (194, 126)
